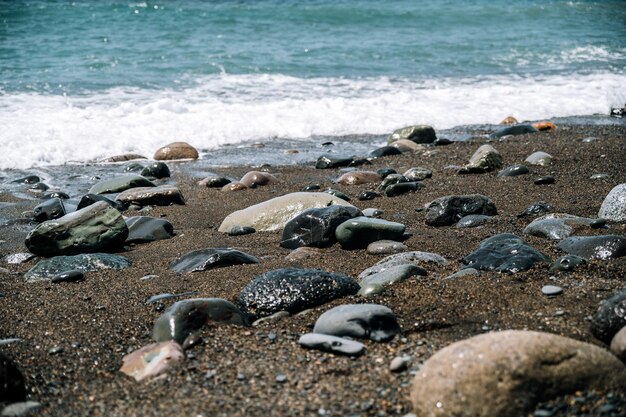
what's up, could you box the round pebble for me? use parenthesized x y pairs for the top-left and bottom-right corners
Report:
(541, 285), (563, 296)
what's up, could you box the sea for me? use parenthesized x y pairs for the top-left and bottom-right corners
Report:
(0, 0), (625, 172)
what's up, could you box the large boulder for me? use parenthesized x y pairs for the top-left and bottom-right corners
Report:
(280, 205), (361, 249)
(598, 183), (626, 222)
(424, 194), (497, 226)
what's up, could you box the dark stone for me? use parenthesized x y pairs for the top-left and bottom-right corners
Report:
(116, 185), (185, 206)
(125, 216), (175, 243)
(50, 270), (85, 283)
(237, 268), (360, 319)
(24, 253), (132, 282)
(557, 235), (626, 260)
(28, 182), (49, 192)
(590, 218), (606, 229)
(349, 158), (371, 167)
(280, 206), (361, 249)
(12, 175), (40, 184)
(535, 176), (555, 185)
(549, 255), (586, 273)
(591, 288), (626, 344)
(489, 124), (539, 139)
(315, 155), (353, 169)
(313, 304), (400, 342)
(384, 181), (424, 197)
(41, 191), (70, 200)
(517, 202), (554, 218)
(200, 176), (232, 188)
(377, 174), (411, 192)
(335, 217), (406, 249)
(324, 188), (350, 201)
(497, 164), (530, 177)
(170, 248), (260, 273)
(369, 146), (402, 158)
(0, 352), (26, 403)
(376, 168), (397, 179)
(76, 194), (126, 211)
(388, 125), (437, 144)
(434, 138), (453, 146)
(123, 162), (145, 173)
(33, 198), (66, 222)
(358, 191), (380, 201)
(425, 194), (497, 226)
(461, 233), (549, 273)
(302, 184), (321, 191)
(141, 162), (171, 179)
(228, 226), (256, 236)
(88, 174), (155, 195)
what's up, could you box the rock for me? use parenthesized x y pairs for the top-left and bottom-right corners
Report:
(228, 226), (256, 236)
(358, 264), (426, 296)
(302, 184), (320, 191)
(525, 151), (553, 166)
(458, 145), (503, 174)
(461, 233), (549, 273)
(153, 298), (247, 343)
(11, 175), (40, 184)
(237, 268), (359, 319)
(610, 326), (626, 362)
(313, 304), (400, 342)
(24, 253), (131, 282)
(387, 125), (436, 144)
(497, 164), (529, 177)
(410, 330), (626, 417)
(41, 191), (70, 200)
(366, 240), (408, 255)
(377, 168), (397, 178)
(549, 255), (586, 273)
(198, 175), (232, 188)
(369, 146), (402, 158)
(389, 139), (424, 152)
(358, 191), (381, 201)
(489, 124), (539, 139)
(116, 185), (185, 206)
(25, 201), (128, 257)
(324, 188), (351, 201)
(285, 246), (323, 262)
(0, 352), (26, 403)
(517, 202), (553, 218)
(598, 183), (626, 222)
(125, 216), (175, 243)
(523, 214), (595, 240)
(240, 171), (277, 188)
(403, 167), (432, 181)
(384, 181), (424, 197)
(541, 285), (563, 296)
(424, 194), (497, 226)
(532, 121), (557, 131)
(4, 253), (36, 264)
(218, 192), (355, 233)
(298, 333), (365, 356)
(591, 289), (626, 344)
(99, 153), (147, 163)
(280, 205), (361, 249)
(456, 214), (492, 228)
(335, 171), (381, 185)
(153, 141), (199, 160)
(444, 268), (479, 280)
(534, 176), (555, 185)
(76, 194), (126, 211)
(120, 341), (184, 381)
(88, 174), (155, 195)
(362, 208), (384, 218)
(33, 198), (66, 222)
(359, 251), (447, 280)
(557, 235), (626, 260)
(315, 155), (353, 169)
(221, 182), (248, 192)
(170, 248), (259, 273)
(590, 173), (610, 180)
(376, 174), (411, 193)
(140, 162), (171, 179)
(1, 401), (42, 416)
(335, 217), (406, 249)
(390, 355), (412, 372)
(50, 270), (84, 283)
(499, 116), (518, 125)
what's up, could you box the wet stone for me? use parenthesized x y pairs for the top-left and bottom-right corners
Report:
(313, 304), (400, 342)
(153, 141), (199, 160)
(88, 174), (155, 195)
(591, 289), (626, 344)
(489, 123), (538, 139)
(302, 184), (320, 191)
(324, 188), (351, 201)
(126, 216), (175, 243)
(41, 191), (70, 200)
(376, 168), (397, 178)
(517, 202), (554, 218)
(369, 146), (402, 158)
(497, 164), (529, 177)
(425, 194), (497, 226)
(358, 191), (380, 201)
(170, 248), (260, 273)
(557, 235), (626, 260)
(549, 255), (586, 273)
(387, 125), (437, 144)
(456, 214), (492, 228)
(384, 181), (424, 197)
(228, 226), (256, 236)
(50, 270), (84, 283)
(598, 183), (626, 222)
(523, 214), (595, 240)
(76, 194), (126, 211)
(542, 285), (563, 296)
(140, 162), (171, 179)
(33, 198), (66, 222)
(376, 174), (411, 193)
(24, 253), (132, 282)
(444, 268), (479, 280)
(461, 233), (549, 273)
(198, 175), (232, 188)
(315, 155), (353, 169)
(358, 264), (426, 296)
(534, 176), (555, 185)
(12, 175), (40, 184)
(298, 333), (365, 356)
(116, 185), (185, 206)
(366, 240), (407, 255)
(335, 217), (406, 249)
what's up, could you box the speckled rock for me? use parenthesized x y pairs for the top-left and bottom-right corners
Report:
(280, 205), (361, 249)
(125, 216), (175, 243)
(387, 125), (436, 144)
(458, 145), (503, 174)
(358, 264), (426, 296)
(240, 171), (277, 188)
(525, 151), (553, 166)
(359, 251), (448, 280)
(410, 330), (626, 417)
(456, 214), (493, 228)
(610, 326), (626, 362)
(335, 217), (406, 249)
(153, 298), (247, 343)
(557, 235), (626, 260)
(299, 333), (365, 356)
(424, 194), (497, 226)
(153, 141), (199, 160)
(403, 167), (432, 181)
(24, 253), (132, 282)
(33, 198), (66, 222)
(523, 214), (595, 240)
(120, 341), (184, 382)
(549, 255), (586, 273)
(170, 248), (259, 273)
(598, 183), (626, 222)
(88, 174), (155, 195)
(497, 164), (529, 177)
(313, 304), (400, 342)
(366, 240), (408, 255)
(489, 123), (538, 139)
(237, 268), (359, 319)
(0, 352), (26, 403)
(591, 289), (626, 344)
(335, 171), (381, 185)
(285, 247), (323, 262)
(116, 185), (185, 206)
(461, 233), (549, 273)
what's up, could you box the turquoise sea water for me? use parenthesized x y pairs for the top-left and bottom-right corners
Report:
(0, 0), (625, 169)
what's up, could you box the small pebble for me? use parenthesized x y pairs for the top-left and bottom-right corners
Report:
(389, 355), (412, 373)
(275, 374), (288, 383)
(140, 274), (158, 281)
(534, 176), (555, 185)
(51, 270), (84, 283)
(48, 345), (64, 355)
(541, 285), (563, 296)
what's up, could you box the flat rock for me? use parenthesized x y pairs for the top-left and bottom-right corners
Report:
(369, 146), (402, 158)
(389, 139), (425, 152)
(153, 298), (247, 343)
(541, 285), (563, 296)
(598, 183), (626, 222)
(390, 355), (412, 373)
(358, 264), (426, 296)
(557, 235), (626, 260)
(88, 174), (155, 195)
(153, 141), (199, 160)
(366, 240), (407, 255)
(335, 217), (406, 249)
(444, 268), (479, 280)
(170, 248), (259, 273)
(285, 247), (323, 262)
(335, 171), (381, 185)
(237, 268), (359, 319)
(99, 153), (146, 163)
(458, 145), (503, 174)
(228, 226), (256, 236)
(549, 255), (586, 273)
(4, 253), (36, 264)
(76, 194), (126, 211)
(125, 216), (175, 243)
(403, 167), (432, 181)
(591, 288), (626, 344)
(313, 304), (400, 342)
(489, 123), (538, 139)
(33, 198), (66, 222)
(456, 214), (492, 228)
(24, 253), (132, 282)
(525, 151), (553, 166)
(280, 205), (361, 249)
(376, 174), (411, 192)
(610, 326), (626, 362)
(410, 330), (626, 417)
(497, 164), (529, 177)
(387, 125), (436, 144)
(461, 233), (549, 273)
(116, 185), (185, 206)
(298, 333), (365, 356)
(523, 214), (595, 240)
(359, 251), (448, 280)
(120, 341), (184, 382)
(25, 201), (128, 257)
(51, 270), (85, 283)
(0, 352), (26, 403)
(240, 171), (277, 188)
(425, 194), (497, 226)
(218, 192), (354, 233)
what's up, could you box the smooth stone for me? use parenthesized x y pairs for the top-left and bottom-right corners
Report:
(531, 121), (557, 131)
(434, 137), (453, 146)
(41, 191), (70, 200)
(461, 233), (549, 273)
(359, 251), (447, 280)
(523, 214), (595, 240)
(116, 185), (185, 206)
(598, 183), (626, 222)
(315, 155), (353, 169)
(456, 214), (492, 228)
(120, 341), (184, 381)
(24, 253), (132, 282)
(358, 191), (381, 201)
(11, 175), (40, 184)
(123, 162), (145, 173)
(76, 194), (126, 211)
(390, 355), (412, 373)
(591, 289), (626, 344)
(25, 201), (128, 257)
(590, 218), (606, 229)
(424, 194), (497, 226)
(384, 181), (424, 197)
(517, 202), (553, 218)
(489, 123), (539, 139)
(444, 268), (479, 280)
(99, 153), (146, 162)
(376, 174), (411, 192)
(557, 235), (626, 260)
(170, 248), (259, 273)
(366, 240), (408, 255)
(403, 167), (432, 181)
(534, 176), (555, 185)
(237, 268), (359, 319)
(228, 226), (256, 236)
(240, 171), (277, 188)
(0, 339), (21, 346)
(497, 164), (529, 177)
(0, 352), (26, 403)
(27, 182), (49, 192)
(198, 175), (232, 188)
(335, 217), (406, 249)
(285, 247), (323, 262)
(280, 205), (362, 249)
(313, 304), (400, 342)
(590, 173), (610, 180)
(302, 184), (320, 191)
(362, 208), (384, 218)
(609, 326), (626, 362)
(140, 162), (171, 179)
(218, 192), (354, 233)
(499, 116), (518, 125)
(358, 264), (426, 295)
(251, 311), (291, 327)
(389, 139), (425, 152)
(298, 333), (365, 356)
(541, 285), (563, 296)
(146, 291), (198, 304)
(387, 125), (436, 144)
(358, 283), (385, 297)
(0, 401), (42, 417)
(525, 151), (553, 166)
(335, 171), (381, 185)
(125, 216), (175, 243)
(410, 330), (626, 417)
(33, 198), (66, 222)
(458, 144), (503, 173)
(4, 253), (36, 264)
(88, 174), (155, 195)
(50, 270), (84, 283)
(222, 182), (248, 192)
(369, 146), (402, 158)
(324, 188), (351, 201)
(153, 141), (199, 160)
(153, 298), (247, 343)
(549, 255), (586, 273)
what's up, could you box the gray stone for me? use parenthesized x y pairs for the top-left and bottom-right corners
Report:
(541, 285), (563, 296)
(335, 217), (406, 249)
(497, 164), (529, 177)
(390, 355), (412, 373)
(598, 183), (626, 222)
(298, 333), (365, 356)
(517, 202), (554, 218)
(609, 326), (626, 362)
(362, 208), (384, 218)
(0, 352), (26, 403)
(523, 214), (595, 240)
(120, 341), (184, 382)
(4, 253), (36, 264)
(366, 240), (408, 255)
(387, 125), (437, 144)
(88, 174), (155, 195)
(228, 226), (256, 236)
(33, 198), (66, 222)
(358, 264), (426, 296)
(410, 330), (626, 417)
(549, 255), (586, 273)
(280, 205), (362, 249)
(153, 298), (247, 343)
(76, 194), (126, 211)
(218, 192), (354, 233)
(25, 201), (128, 257)
(444, 268), (479, 280)
(359, 251), (448, 280)
(590, 173), (610, 180)
(324, 188), (351, 201)
(458, 145), (503, 174)
(461, 233), (549, 273)
(389, 139), (425, 152)
(50, 270), (84, 283)
(284, 247), (323, 262)
(525, 151), (553, 166)
(170, 248), (259, 273)
(489, 123), (539, 139)
(313, 304), (400, 342)
(425, 194), (497, 226)
(116, 185), (185, 206)
(376, 174), (411, 193)
(24, 253), (132, 282)
(237, 268), (359, 320)
(557, 235), (626, 260)
(0, 401), (42, 417)
(456, 214), (492, 228)
(403, 167), (432, 181)
(591, 288), (626, 344)
(125, 216), (175, 243)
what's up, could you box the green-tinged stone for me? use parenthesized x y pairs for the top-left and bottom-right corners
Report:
(24, 253), (132, 282)
(88, 174), (155, 195)
(358, 264), (426, 294)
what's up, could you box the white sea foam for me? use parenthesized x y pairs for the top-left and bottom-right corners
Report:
(0, 72), (624, 169)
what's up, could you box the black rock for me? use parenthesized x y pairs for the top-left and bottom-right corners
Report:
(549, 255), (586, 273)
(349, 158), (371, 167)
(76, 194), (126, 211)
(237, 268), (360, 319)
(41, 191), (70, 200)
(51, 270), (85, 283)
(369, 146), (402, 158)
(201, 176), (232, 188)
(517, 202), (553, 218)
(123, 162), (145, 173)
(610, 106), (625, 118)
(315, 155), (353, 169)
(125, 216), (175, 243)
(461, 233), (549, 273)
(534, 176), (555, 185)
(0, 352), (26, 403)
(557, 235), (626, 260)
(170, 248), (260, 273)
(376, 168), (397, 179)
(280, 205), (361, 249)
(456, 214), (492, 228)
(376, 174), (411, 193)
(434, 138), (453, 146)
(497, 164), (529, 177)
(228, 226), (256, 236)
(33, 198), (66, 222)
(324, 188), (351, 201)
(302, 184), (321, 191)
(384, 181), (424, 197)
(358, 191), (380, 201)
(28, 182), (49, 192)
(12, 175), (40, 184)
(591, 288), (626, 344)
(425, 194), (497, 226)
(141, 162), (171, 179)
(489, 124), (538, 139)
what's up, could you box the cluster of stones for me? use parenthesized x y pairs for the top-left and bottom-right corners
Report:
(198, 170), (278, 192)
